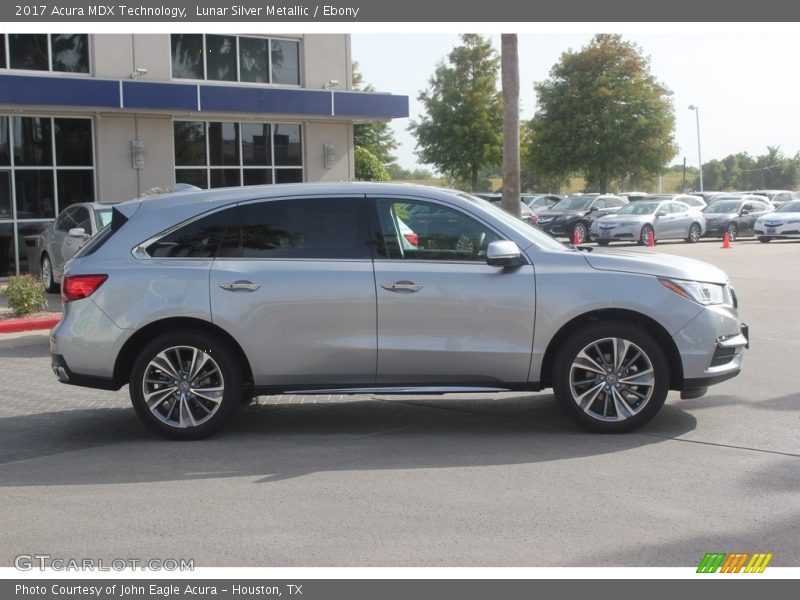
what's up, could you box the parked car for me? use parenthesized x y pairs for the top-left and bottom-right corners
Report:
(744, 190), (799, 206)
(537, 194), (628, 243)
(619, 191), (649, 202)
(637, 194), (706, 209)
(692, 191), (725, 204)
(484, 196), (539, 227)
(38, 203), (113, 292)
(754, 200), (800, 242)
(521, 194), (562, 213)
(51, 183), (748, 439)
(701, 195), (774, 240)
(590, 199), (706, 245)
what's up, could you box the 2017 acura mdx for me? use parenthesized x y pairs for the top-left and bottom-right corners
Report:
(50, 183), (749, 439)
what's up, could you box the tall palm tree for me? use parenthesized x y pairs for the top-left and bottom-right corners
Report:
(501, 34), (520, 217)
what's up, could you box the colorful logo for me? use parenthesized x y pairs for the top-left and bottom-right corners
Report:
(697, 552), (773, 573)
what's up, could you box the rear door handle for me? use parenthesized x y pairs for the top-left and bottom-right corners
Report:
(381, 280), (423, 293)
(219, 280), (261, 292)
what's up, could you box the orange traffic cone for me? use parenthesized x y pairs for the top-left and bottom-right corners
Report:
(721, 232), (731, 249)
(647, 230), (655, 247)
(572, 229), (581, 245)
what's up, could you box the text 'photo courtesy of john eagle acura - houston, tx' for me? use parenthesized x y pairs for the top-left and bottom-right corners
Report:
(50, 182), (749, 439)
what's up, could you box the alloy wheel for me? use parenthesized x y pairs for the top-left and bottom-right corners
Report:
(142, 346), (225, 429)
(568, 337), (655, 422)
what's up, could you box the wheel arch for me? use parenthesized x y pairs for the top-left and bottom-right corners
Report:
(113, 317), (254, 389)
(539, 308), (684, 391)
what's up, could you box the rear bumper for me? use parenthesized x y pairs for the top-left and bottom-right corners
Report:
(51, 353), (122, 391)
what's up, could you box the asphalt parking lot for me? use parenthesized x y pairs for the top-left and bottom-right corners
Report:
(0, 238), (798, 568)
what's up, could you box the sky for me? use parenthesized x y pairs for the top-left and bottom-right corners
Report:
(351, 32), (800, 173)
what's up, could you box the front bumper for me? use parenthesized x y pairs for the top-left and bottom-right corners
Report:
(538, 220), (572, 237)
(673, 301), (748, 391)
(754, 223), (800, 238)
(590, 225), (638, 241)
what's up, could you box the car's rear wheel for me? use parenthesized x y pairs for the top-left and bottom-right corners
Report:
(758, 236), (771, 243)
(41, 255), (58, 293)
(552, 321), (669, 433)
(129, 330), (242, 440)
(686, 223), (702, 243)
(727, 222), (738, 241)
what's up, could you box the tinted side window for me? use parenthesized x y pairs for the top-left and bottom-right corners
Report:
(147, 210), (230, 258)
(219, 197), (369, 260)
(593, 199), (607, 209)
(55, 208), (77, 232)
(72, 207), (91, 231)
(373, 198), (500, 262)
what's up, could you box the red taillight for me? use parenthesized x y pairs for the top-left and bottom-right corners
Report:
(404, 232), (419, 246)
(62, 275), (108, 303)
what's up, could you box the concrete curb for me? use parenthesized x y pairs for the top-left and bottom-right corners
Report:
(0, 315), (60, 334)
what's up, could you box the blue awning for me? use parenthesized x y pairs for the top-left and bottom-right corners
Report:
(0, 74), (409, 120)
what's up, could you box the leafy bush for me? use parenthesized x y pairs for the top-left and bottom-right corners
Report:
(2, 275), (48, 318)
(354, 147), (391, 181)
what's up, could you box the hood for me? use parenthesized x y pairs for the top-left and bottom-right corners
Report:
(759, 212), (800, 222)
(595, 214), (648, 224)
(583, 249), (728, 284)
(538, 209), (585, 219)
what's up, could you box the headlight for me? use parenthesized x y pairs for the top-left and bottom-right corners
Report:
(659, 278), (729, 305)
(786, 219), (800, 225)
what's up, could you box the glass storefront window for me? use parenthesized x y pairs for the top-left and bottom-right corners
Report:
(9, 34), (49, 71)
(174, 121), (303, 190)
(0, 116), (94, 277)
(206, 35), (237, 82)
(51, 34), (90, 73)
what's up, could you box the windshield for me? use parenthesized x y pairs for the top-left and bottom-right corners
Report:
(777, 200), (800, 213)
(95, 208), (112, 229)
(551, 196), (592, 211)
(704, 201), (741, 214)
(460, 193), (566, 251)
(616, 202), (658, 215)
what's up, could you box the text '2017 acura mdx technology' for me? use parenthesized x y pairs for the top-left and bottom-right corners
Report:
(50, 183), (749, 439)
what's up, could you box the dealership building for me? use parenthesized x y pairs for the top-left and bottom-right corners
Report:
(0, 33), (408, 277)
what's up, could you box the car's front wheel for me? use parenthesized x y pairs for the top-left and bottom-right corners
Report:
(552, 321), (669, 433)
(572, 222), (588, 244)
(727, 222), (739, 241)
(758, 236), (771, 243)
(129, 330), (242, 440)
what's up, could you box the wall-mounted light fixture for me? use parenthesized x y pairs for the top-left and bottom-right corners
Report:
(131, 67), (148, 79)
(323, 144), (335, 169)
(131, 140), (145, 169)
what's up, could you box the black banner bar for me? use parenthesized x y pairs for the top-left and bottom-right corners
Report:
(2, 0), (800, 22)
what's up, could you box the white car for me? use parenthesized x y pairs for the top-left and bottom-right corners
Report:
(754, 200), (800, 242)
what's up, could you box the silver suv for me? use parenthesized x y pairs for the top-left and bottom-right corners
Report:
(50, 183), (749, 439)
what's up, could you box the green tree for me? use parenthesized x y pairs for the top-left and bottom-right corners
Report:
(528, 34), (677, 193)
(410, 34), (503, 192)
(354, 147), (390, 181)
(352, 61), (398, 168)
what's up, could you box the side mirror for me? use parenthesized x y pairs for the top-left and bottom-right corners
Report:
(68, 227), (88, 238)
(588, 206), (598, 213)
(486, 240), (523, 267)
(656, 211), (667, 217)
(740, 209), (751, 215)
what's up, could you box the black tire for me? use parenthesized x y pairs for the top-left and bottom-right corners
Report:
(552, 321), (670, 433)
(727, 222), (738, 241)
(572, 222), (588, 244)
(41, 254), (58, 293)
(686, 222), (702, 243)
(597, 240), (611, 246)
(638, 225), (654, 246)
(129, 330), (242, 440)
(758, 236), (771, 243)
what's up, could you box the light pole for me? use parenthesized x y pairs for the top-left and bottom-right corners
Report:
(688, 105), (703, 192)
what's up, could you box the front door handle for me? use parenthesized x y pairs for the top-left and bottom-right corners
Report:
(219, 280), (261, 292)
(381, 280), (423, 293)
